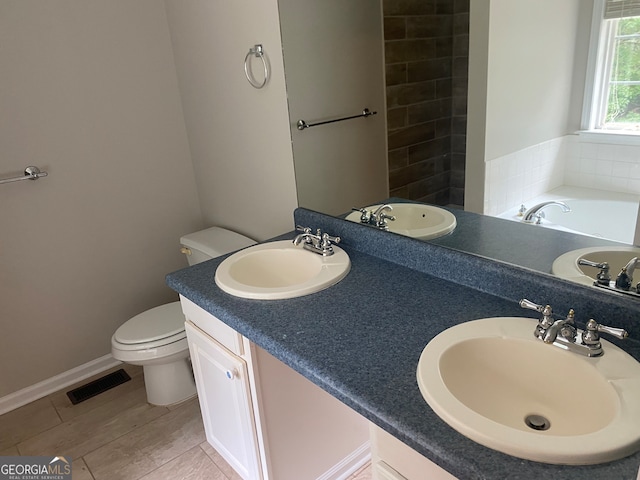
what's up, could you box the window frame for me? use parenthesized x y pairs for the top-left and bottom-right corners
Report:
(582, 0), (640, 139)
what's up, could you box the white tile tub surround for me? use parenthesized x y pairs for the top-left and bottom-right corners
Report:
(496, 186), (640, 244)
(484, 134), (640, 217)
(564, 134), (640, 195)
(484, 137), (567, 216)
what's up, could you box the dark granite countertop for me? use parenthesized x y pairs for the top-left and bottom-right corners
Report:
(344, 198), (627, 274)
(166, 208), (640, 480)
(430, 207), (626, 274)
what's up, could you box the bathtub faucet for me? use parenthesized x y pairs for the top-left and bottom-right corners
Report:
(522, 201), (571, 224)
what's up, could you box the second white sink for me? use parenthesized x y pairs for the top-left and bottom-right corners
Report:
(417, 317), (640, 464)
(345, 203), (456, 240)
(215, 240), (350, 300)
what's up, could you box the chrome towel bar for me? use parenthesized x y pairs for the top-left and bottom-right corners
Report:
(297, 108), (377, 131)
(0, 166), (48, 185)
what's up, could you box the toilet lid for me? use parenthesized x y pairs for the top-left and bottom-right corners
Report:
(114, 301), (185, 345)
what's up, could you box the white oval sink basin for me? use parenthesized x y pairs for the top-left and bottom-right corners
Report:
(552, 246), (640, 286)
(417, 317), (640, 465)
(345, 203), (456, 240)
(215, 240), (350, 300)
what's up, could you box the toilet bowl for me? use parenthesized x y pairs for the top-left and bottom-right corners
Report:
(111, 227), (256, 406)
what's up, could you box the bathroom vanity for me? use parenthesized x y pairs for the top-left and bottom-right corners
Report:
(181, 296), (369, 480)
(166, 207), (640, 480)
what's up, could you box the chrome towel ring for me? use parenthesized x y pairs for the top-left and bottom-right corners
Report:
(244, 44), (269, 89)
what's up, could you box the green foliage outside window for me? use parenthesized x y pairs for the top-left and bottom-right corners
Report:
(606, 17), (640, 127)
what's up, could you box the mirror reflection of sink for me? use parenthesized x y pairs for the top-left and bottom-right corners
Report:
(417, 317), (640, 465)
(552, 246), (640, 286)
(215, 240), (350, 300)
(345, 203), (456, 240)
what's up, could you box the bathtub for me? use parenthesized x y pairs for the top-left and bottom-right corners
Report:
(496, 186), (640, 244)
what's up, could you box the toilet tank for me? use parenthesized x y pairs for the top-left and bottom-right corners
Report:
(180, 227), (256, 266)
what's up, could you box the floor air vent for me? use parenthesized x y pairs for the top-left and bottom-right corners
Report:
(66, 368), (131, 405)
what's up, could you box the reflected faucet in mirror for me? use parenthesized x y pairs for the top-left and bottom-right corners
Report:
(351, 204), (396, 231)
(614, 257), (638, 291)
(581, 255), (639, 292)
(522, 201), (571, 225)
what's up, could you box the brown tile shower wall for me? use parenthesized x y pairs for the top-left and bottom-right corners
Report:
(383, 0), (468, 207)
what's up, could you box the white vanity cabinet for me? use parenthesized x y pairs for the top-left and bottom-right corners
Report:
(181, 296), (370, 480)
(370, 424), (456, 480)
(185, 321), (262, 479)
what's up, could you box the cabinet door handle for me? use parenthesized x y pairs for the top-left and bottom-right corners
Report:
(225, 369), (239, 380)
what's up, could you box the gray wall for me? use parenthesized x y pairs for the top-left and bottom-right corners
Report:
(2, 0), (302, 400)
(164, 0), (298, 243)
(465, 0), (592, 212)
(0, 1), (203, 397)
(484, 0), (590, 160)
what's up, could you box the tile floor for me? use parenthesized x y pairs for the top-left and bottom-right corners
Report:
(0, 365), (372, 480)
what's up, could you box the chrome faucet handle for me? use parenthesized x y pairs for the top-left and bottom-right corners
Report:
(578, 259), (610, 285)
(295, 225), (312, 234)
(293, 225), (318, 247)
(615, 267), (633, 291)
(582, 319), (629, 346)
(376, 213), (396, 229)
(615, 257), (639, 290)
(351, 207), (371, 223)
(517, 204), (527, 217)
(519, 299), (554, 328)
(372, 204), (396, 229)
(321, 232), (340, 245)
(320, 232), (340, 250)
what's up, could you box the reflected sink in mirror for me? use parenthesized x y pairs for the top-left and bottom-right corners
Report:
(552, 246), (640, 287)
(417, 317), (640, 465)
(344, 203), (456, 240)
(214, 240), (350, 300)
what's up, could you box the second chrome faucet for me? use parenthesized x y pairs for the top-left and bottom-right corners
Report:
(352, 204), (396, 230)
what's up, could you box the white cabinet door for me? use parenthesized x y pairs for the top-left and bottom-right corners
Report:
(185, 321), (262, 480)
(375, 461), (408, 480)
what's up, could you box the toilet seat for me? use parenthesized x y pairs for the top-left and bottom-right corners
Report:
(113, 301), (185, 350)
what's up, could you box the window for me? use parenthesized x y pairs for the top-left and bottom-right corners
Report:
(585, 0), (640, 132)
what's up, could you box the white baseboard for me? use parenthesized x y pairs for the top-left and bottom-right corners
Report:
(317, 441), (371, 480)
(0, 354), (122, 415)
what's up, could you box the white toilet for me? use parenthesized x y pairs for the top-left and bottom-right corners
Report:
(111, 226), (255, 406)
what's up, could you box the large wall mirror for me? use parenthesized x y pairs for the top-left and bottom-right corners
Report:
(281, 0), (640, 299)
(462, 0), (640, 287)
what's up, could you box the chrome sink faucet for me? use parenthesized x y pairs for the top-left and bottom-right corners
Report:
(519, 299), (628, 357)
(578, 256), (640, 294)
(577, 259), (611, 285)
(352, 204), (396, 230)
(293, 225), (341, 256)
(522, 201), (571, 224)
(541, 309), (576, 344)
